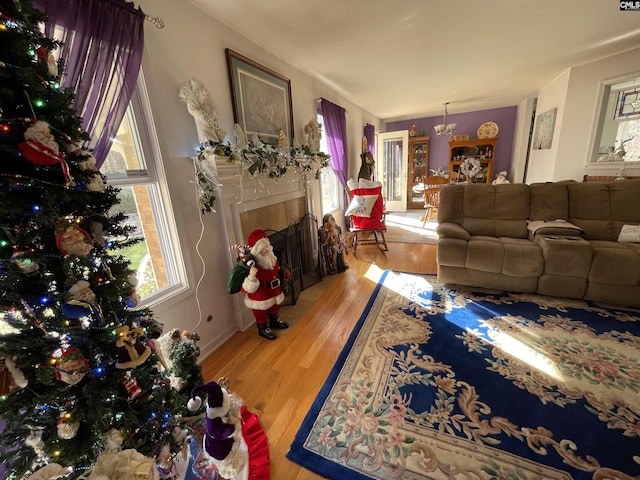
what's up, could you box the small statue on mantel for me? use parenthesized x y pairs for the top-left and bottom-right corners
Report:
(304, 118), (322, 153)
(179, 77), (227, 143)
(233, 123), (247, 149)
(277, 129), (289, 148)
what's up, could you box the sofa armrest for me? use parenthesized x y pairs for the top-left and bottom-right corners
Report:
(437, 222), (471, 241)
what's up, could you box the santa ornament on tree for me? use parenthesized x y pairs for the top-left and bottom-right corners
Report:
(240, 230), (289, 340)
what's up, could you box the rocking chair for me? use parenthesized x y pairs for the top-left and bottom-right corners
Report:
(345, 178), (388, 254)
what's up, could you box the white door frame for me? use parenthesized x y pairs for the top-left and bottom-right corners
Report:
(376, 130), (408, 212)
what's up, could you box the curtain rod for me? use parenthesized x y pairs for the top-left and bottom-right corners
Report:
(315, 97), (348, 114)
(145, 14), (164, 29)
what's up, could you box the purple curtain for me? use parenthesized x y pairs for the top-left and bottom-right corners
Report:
(34, 0), (145, 168)
(320, 98), (348, 191)
(364, 123), (375, 158)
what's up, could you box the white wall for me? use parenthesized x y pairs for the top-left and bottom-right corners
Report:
(135, 0), (381, 358)
(525, 47), (640, 183)
(511, 97), (536, 183)
(524, 70), (570, 183)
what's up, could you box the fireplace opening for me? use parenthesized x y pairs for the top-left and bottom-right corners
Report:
(265, 214), (321, 305)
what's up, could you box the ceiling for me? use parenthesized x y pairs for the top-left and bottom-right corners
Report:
(189, 0), (640, 121)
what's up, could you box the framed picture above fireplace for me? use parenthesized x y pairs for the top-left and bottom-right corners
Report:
(225, 49), (294, 146)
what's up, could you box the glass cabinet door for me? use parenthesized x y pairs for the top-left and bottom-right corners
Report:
(408, 136), (429, 208)
(376, 130), (408, 212)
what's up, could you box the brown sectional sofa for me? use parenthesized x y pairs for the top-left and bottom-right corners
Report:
(436, 180), (640, 307)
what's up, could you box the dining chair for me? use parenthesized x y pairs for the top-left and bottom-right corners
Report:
(422, 176), (449, 227)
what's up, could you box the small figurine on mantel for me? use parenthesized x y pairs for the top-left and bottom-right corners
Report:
(304, 118), (322, 153)
(409, 124), (417, 137)
(179, 77), (226, 143)
(277, 129), (289, 148)
(233, 123), (248, 149)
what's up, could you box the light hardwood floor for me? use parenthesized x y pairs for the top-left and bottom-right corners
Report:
(200, 243), (437, 479)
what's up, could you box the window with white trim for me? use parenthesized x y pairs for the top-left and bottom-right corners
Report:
(316, 112), (342, 214)
(100, 72), (187, 304)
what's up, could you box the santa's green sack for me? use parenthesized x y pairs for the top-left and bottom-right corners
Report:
(226, 255), (255, 294)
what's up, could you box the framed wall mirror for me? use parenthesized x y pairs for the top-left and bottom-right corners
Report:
(590, 75), (640, 164)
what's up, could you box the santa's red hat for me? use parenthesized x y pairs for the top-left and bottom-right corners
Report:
(248, 229), (270, 256)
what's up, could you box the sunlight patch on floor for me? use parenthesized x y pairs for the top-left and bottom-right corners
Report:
(371, 270), (564, 381)
(385, 212), (439, 239)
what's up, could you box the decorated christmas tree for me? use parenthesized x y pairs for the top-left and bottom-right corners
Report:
(0, 1), (202, 478)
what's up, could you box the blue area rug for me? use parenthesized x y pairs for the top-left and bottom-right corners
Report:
(287, 271), (640, 479)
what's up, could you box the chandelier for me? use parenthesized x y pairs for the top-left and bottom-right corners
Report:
(434, 102), (456, 136)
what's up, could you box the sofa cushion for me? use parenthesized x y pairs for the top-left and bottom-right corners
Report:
(436, 222), (471, 240)
(500, 237), (545, 277)
(464, 237), (543, 277)
(460, 184), (531, 238)
(589, 240), (640, 286)
(534, 235), (592, 277)
(567, 180), (640, 241)
(529, 182), (571, 221)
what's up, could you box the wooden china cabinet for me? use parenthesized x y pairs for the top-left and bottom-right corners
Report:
(448, 138), (496, 184)
(407, 135), (429, 208)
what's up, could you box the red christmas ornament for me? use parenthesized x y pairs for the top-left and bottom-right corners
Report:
(122, 372), (142, 400)
(18, 120), (71, 183)
(54, 348), (89, 385)
(55, 221), (93, 256)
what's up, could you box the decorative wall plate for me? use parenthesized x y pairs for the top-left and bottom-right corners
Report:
(477, 122), (499, 139)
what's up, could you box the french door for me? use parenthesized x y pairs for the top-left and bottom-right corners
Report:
(376, 130), (408, 212)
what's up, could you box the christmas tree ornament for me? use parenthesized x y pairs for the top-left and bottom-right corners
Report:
(61, 279), (103, 322)
(27, 463), (71, 480)
(115, 325), (151, 369)
(36, 46), (58, 77)
(57, 410), (80, 439)
(103, 428), (124, 455)
(18, 120), (71, 183)
(54, 347), (89, 385)
(122, 273), (140, 308)
(11, 249), (39, 274)
(55, 220), (93, 256)
(187, 381), (248, 479)
(86, 449), (159, 480)
(4, 354), (28, 388)
(90, 221), (106, 247)
(76, 150), (105, 192)
(24, 428), (46, 458)
(18, 120), (63, 165)
(122, 371), (142, 400)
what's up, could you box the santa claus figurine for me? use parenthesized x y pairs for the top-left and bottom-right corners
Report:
(241, 230), (289, 340)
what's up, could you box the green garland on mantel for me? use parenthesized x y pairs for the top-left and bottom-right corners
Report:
(195, 140), (331, 213)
